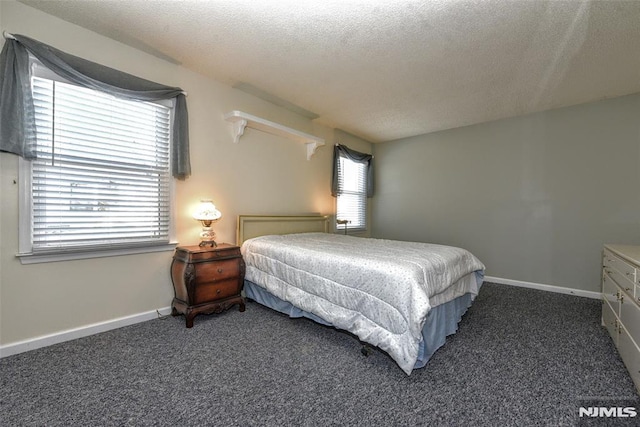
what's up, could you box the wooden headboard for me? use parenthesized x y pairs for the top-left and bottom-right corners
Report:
(237, 215), (330, 245)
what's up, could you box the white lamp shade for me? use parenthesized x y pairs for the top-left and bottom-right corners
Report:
(193, 200), (222, 221)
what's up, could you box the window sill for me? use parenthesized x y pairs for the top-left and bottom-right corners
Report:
(16, 242), (178, 264)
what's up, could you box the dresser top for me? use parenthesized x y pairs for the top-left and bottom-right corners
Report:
(604, 244), (640, 266)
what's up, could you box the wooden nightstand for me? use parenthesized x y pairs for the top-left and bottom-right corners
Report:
(170, 244), (245, 328)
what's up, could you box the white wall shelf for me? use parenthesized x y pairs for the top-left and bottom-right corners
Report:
(224, 110), (325, 160)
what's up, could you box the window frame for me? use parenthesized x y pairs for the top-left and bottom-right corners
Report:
(16, 59), (177, 264)
(335, 153), (369, 234)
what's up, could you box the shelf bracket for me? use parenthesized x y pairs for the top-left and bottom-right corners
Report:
(305, 141), (321, 161)
(231, 119), (247, 144)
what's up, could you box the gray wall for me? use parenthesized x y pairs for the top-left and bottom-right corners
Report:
(372, 93), (640, 292)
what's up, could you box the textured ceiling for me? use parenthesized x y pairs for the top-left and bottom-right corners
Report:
(18, 0), (640, 143)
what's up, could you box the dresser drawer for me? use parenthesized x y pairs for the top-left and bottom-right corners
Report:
(621, 295), (640, 347)
(195, 258), (240, 283)
(603, 272), (621, 315)
(602, 298), (618, 345)
(604, 265), (635, 297)
(603, 250), (636, 283)
(194, 278), (241, 304)
(618, 325), (640, 393)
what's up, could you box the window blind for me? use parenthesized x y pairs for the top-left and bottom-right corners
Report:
(31, 76), (171, 251)
(336, 155), (367, 231)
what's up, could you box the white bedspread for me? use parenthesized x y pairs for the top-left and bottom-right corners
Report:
(241, 233), (485, 374)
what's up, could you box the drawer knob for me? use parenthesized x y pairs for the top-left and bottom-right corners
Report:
(216, 289), (221, 294)
(217, 268), (223, 274)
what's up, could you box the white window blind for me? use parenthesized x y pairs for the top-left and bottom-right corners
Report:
(336, 155), (367, 231)
(30, 76), (172, 252)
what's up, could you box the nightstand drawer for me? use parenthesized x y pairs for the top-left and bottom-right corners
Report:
(196, 258), (240, 282)
(194, 279), (240, 304)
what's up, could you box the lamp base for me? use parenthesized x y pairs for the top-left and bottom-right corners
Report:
(198, 240), (218, 248)
(198, 226), (217, 247)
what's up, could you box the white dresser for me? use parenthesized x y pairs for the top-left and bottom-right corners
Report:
(602, 244), (640, 392)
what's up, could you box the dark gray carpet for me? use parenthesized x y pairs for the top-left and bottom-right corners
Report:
(1, 283), (638, 426)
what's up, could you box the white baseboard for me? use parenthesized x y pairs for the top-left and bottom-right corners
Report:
(0, 277), (601, 358)
(0, 306), (172, 359)
(485, 275), (601, 299)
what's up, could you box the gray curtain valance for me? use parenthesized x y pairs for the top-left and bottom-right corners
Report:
(331, 144), (374, 198)
(0, 34), (191, 179)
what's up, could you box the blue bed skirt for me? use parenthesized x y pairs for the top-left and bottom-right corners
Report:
(244, 278), (481, 371)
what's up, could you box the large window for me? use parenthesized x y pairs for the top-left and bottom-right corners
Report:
(18, 62), (174, 262)
(335, 150), (369, 232)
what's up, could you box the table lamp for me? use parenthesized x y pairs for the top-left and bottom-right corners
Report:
(193, 199), (222, 247)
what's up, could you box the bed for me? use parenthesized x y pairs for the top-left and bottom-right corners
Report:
(237, 214), (485, 375)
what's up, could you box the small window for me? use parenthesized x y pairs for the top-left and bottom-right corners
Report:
(19, 62), (174, 261)
(336, 154), (368, 232)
